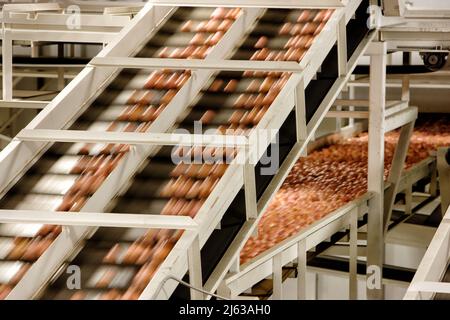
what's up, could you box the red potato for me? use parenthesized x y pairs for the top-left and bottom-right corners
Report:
(279, 22), (293, 35)
(208, 79), (224, 92)
(200, 110), (216, 124)
(211, 8), (228, 20)
(218, 19), (233, 31)
(180, 20), (193, 32)
(255, 36), (269, 49)
(224, 79), (238, 93)
(297, 10), (312, 23)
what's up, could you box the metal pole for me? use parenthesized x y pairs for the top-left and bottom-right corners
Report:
(383, 121), (415, 232)
(187, 233), (204, 300)
(366, 41), (387, 300)
(272, 253), (283, 300)
(349, 208), (358, 300)
(2, 16), (13, 101)
(297, 240), (307, 300)
(438, 148), (450, 214)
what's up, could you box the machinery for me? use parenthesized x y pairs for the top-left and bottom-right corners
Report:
(0, 0), (448, 301)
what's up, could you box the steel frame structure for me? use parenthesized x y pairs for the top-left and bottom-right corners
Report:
(1, 3), (134, 102)
(0, 0), (442, 301)
(0, 0), (370, 300)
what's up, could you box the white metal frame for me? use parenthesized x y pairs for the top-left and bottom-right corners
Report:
(1, 3), (133, 101)
(437, 148), (450, 214)
(0, 0), (435, 301)
(148, 0), (348, 9)
(404, 206), (450, 300)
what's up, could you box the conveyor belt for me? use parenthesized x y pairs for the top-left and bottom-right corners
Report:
(0, 2), (375, 300)
(1, 1), (374, 299)
(36, 6), (337, 300)
(172, 1), (371, 299)
(0, 6), (245, 299)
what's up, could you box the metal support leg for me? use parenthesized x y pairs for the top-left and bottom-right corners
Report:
(349, 208), (358, 300)
(348, 75), (356, 128)
(437, 148), (450, 214)
(383, 121), (415, 233)
(295, 77), (307, 155)
(187, 234), (203, 300)
(405, 184), (413, 215)
(229, 257), (240, 274)
(297, 240), (307, 300)
(430, 160), (438, 197)
(337, 15), (348, 78)
(366, 41), (387, 300)
(244, 156), (257, 221)
(217, 281), (233, 299)
(2, 27), (13, 101)
(272, 253), (283, 300)
(57, 44), (65, 90)
(401, 75), (410, 102)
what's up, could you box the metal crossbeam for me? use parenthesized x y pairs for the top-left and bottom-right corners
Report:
(0, 209), (197, 230)
(147, 0), (346, 8)
(17, 129), (249, 148)
(0, 100), (48, 109)
(90, 57), (305, 73)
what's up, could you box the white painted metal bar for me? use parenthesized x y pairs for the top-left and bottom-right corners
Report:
(401, 75), (410, 102)
(90, 57), (305, 73)
(2, 3), (61, 12)
(404, 209), (450, 300)
(337, 15), (348, 77)
(366, 41), (387, 300)
(0, 133), (12, 142)
(383, 121), (415, 233)
(272, 253), (283, 300)
(295, 77), (307, 144)
(243, 156), (258, 220)
(16, 129), (249, 148)
(384, 107), (418, 133)
(2, 25), (13, 100)
(148, 0), (347, 9)
(297, 239), (307, 300)
(437, 148), (450, 214)
(409, 282), (450, 294)
(0, 100), (48, 109)
(326, 110), (369, 119)
(66, 1), (145, 13)
(0, 209), (197, 230)
(187, 234), (204, 300)
(349, 207), (358, 300)
(4, 12), (130, 27)
(332, 99), (405, 108)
